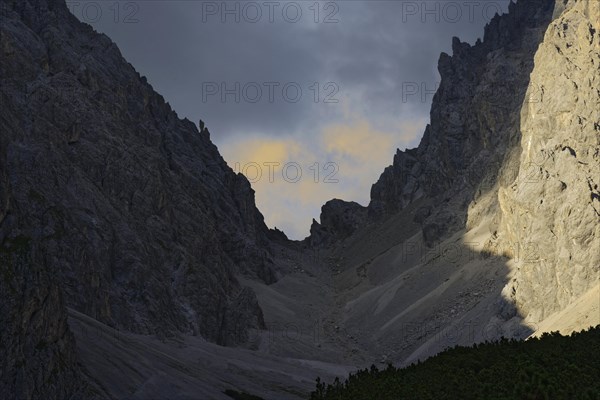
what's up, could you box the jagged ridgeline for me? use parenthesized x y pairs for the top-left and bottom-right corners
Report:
(310, 326), (600, 400)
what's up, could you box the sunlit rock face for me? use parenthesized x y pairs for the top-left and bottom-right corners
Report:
(368, 0), (558, 222)
(495, 0), (600, 324)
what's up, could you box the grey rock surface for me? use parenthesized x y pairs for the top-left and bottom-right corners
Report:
(0, 0), (279, 397)
(308, 0), (598, 364)
(495, 0), (600, 323)
(367, 0), (557, 224)
(309, 199), (367, 247)
(314, 0), (558, 253)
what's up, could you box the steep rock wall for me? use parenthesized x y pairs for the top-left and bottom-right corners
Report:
(1, 1), (282, 397)
(495, 0), (600, 323)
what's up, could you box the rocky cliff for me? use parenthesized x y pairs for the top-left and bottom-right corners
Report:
(493, 0), (599, 324)
(370, 0), (559, 219)
(310, 0), (598, 360)
(309, 199), (368, 247)
(313, 0), (558, 242)
(0, 0), (280, 397)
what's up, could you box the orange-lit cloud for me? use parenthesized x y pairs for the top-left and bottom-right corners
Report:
(219, 118), (425, 239)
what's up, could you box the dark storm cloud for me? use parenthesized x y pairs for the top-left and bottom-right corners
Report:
(74, 0), (510, 141)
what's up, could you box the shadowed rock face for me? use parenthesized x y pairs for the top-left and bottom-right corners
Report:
(368, 0), (557, 220)
(1, 0), (279, 397)
(315, 0), (557, 241)
(309, 199), (368, 246)
(0, 236), (83, 399)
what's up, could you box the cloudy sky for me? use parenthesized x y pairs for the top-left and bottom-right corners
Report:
(70, 0), (511, 239)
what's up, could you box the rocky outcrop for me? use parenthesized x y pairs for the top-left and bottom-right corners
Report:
(369, 148), (420, 216)
(309, 199), (367, 246)
(369, 0), (557, 224)
(494, 0), (600, 323)
(1, 0), (279, 397)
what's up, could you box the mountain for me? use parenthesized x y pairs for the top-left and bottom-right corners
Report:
(306, 0), (598, 362)
(0, 0), (286, 397)
(0, 0), (598, 399)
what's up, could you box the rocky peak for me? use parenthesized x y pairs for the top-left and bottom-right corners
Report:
(309, 199), (367, 246)
(364, 0), (556, 222)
